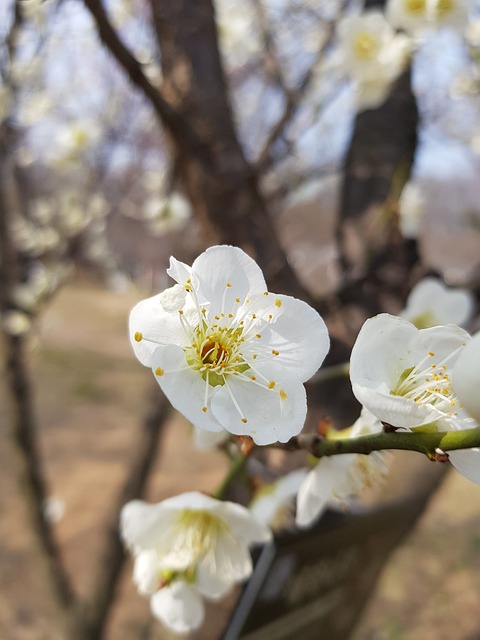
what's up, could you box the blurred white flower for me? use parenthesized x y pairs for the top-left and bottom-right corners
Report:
(143, 192), (192, 235)
(296, 409), (389, 528)
(349, 313), (471, 430)
(121, 491), (271, 634)
(401, 277), (474, 328)
(250, 468), (308, 531)
(452, 331), (480, 423)
(130, 245), (330, 445)
(1, 310), (32, 336)
(386, 0), (472, 36)
(52, 120), (101, 163)
(398, 181), (425, 238)
(337, 10), (411, 110)
(43, 496), (66, 524)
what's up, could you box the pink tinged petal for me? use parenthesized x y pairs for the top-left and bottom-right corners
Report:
(248, 294), (330, 382)
(448, 449), (480, 484)
(150, 581), (205, 635)
(191, 245), (267, 315)
(152, 345), (224, 433)
(129, 293), (186, 367)
(211, 376), (307, 445)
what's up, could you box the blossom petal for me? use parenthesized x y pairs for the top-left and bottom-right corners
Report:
(152, 345), (224, 433)
(166, 256), (193, 287)
(198, 533), (253, 597)
(247, 294), (330, 382)
(211, 376), (307, 445)
(150, 581), (204, 634)
(191, 245), (267, 315)
(211, 500), (272, 546)
(448, 448), (480, 485)
(129, 293), (186, 366)
(133, 549), (160, 596)
(452, 331), (480, 422)
(121, 500), (177, 552)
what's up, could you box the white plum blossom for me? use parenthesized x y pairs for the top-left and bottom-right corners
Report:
(249, 468), (308, 531)
(349, 313), (471, 431)
(130, 245), (330, 445)
(121, 491), (271, 634)
(386, 0), (472, 36)
(296, 409), (389, 529)
(337, 10), (411, 111)
(401, 277), (474, 329)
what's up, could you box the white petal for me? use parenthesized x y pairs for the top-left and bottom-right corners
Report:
(133, 549), (160, 596)
(211, 500), (273, 546)
(195, 568), (234, 600)
(166, 256), (193, 287)
(152, 345), (224, 433)
(211, 376), (307, 445)
(120, 500), (177, 551)
(158, 283), (187, 312)
(150, 582), (204, 634)
(296, 456), (355, 528)
(452, 331), (480, 422)
(129, 293), (185, 366)
(191, 246), (267, 315)
(198, 534), (252, 597)
(248, 294), (330, 382)
(250, 469), (308, 527)
(448, 448), (480, 484)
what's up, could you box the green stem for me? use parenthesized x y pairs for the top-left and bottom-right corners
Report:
(288, 427), (480, 460)
(213, 453), (249, 500)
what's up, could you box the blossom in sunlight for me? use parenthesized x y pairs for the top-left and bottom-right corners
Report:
(401, 277), (474, 329)
(130, 245), (330, 445)
(398, 181), (425, 239)
(121, 492), (271, 634)
(349, 313), (471, 431)
(386, 0), (471, 36)
(337, 10), (411, 111)
(296, 409), (390, 528)
(249, 468), (308, 531)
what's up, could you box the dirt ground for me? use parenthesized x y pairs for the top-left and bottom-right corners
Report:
(1, 278), (480, 640)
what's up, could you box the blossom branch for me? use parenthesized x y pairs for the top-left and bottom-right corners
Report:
(285, 427), (480, 460)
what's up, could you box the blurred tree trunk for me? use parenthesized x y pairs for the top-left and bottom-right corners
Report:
(147, 0), (305, 297)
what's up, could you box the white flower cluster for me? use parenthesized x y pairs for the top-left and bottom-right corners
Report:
(126, 248), (479, 635)
(121, 492), (271, 634)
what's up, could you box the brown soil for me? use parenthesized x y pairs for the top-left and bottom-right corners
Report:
(1, 278), (479, 640)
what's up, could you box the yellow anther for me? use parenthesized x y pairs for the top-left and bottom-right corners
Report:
(251, 376), (256, 380)
(185, 285), (192, 292)
(268, 381), (276, 389)
(235, 297), (240, 303)
(280, 389), (287, 399)
(264, 292), (269, 296)
(202, 406), (207, 413)
(272, 349), (280, 356)
(186, 278), (191, 283)
(241, 417), (248, 423)
(201, 308), (206, 314)
(155, 367), (164, 376)
(256, 334), (262, 339)
(252, 354), (257, 359)
(226, 282), (231, 287)
(428, 351), (435, 357)
(134, 331), (143, 342)
(252, 314), (256, 319)
(268, 314), (272, 320)
(228, 313), (233, 318)
(275, 298), (282, 308)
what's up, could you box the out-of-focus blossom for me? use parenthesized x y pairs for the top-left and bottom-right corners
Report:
(250, 468), (308, 530)
(215, 1), (261, 68)
(143, 192), (192, 235)
(401, 277), (474, 328)
(296, 409), (389, 528)
(386, 0), (472, 36)
(349, 313), (471, 430)
(398, 181), (425, 238)
(130, 245), (330, 445)
(121, 492), (271, 634)
(193, 426), (230, 450)
(337, 10), (411, 111)
(1, 310), (32, 336)
(43, 496), (66, 524)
